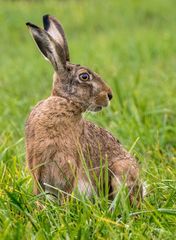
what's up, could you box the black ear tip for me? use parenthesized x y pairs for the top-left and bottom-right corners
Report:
(26, 22), (39, 29)
(43, 14), (50, 19)
(26, 22), (34, 28)
(43, 14), (50, 30)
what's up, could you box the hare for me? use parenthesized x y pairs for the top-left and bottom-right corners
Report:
(25, 15), (143, 205)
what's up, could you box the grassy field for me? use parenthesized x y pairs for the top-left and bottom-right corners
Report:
(0, 0), (176, 239)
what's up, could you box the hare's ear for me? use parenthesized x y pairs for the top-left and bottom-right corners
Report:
(26, 22), (66, 72)
(43, 15), (70, 61)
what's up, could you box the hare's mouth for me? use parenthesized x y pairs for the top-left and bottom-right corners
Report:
(93, 106), (103, 112)
(87, 105), (104, 112)
(87, 99), (109, 112)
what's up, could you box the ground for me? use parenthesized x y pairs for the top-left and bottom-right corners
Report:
(0, 0), (176, 239)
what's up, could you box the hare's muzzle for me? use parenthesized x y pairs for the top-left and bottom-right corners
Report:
(108, 92), (113, 101)
(93, 90), (113, 109)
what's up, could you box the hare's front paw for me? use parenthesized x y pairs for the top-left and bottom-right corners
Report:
(109, 159), (142, 206)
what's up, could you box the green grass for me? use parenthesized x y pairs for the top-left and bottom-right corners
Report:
(0, 0), (176, 239)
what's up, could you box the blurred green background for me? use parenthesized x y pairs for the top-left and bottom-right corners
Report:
(0, 0), (176, 239)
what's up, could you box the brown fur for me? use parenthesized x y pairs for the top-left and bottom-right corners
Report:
(25, 15), (143, 204)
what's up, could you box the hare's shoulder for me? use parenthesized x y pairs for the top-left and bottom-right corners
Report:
(84, 120), (121, 146)
(83, 120), (135, 164)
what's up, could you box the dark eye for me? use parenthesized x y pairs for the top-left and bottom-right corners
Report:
(79, 72), (90, 81)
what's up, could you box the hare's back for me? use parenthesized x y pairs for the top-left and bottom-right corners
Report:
(25, 96), (69, 140)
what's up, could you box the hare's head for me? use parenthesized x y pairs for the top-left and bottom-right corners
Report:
(26, 15), (112, 112)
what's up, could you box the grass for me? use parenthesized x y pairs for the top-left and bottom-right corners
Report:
(0, 0), (176, 239)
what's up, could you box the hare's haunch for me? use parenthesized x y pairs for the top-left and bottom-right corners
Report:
(25, 15), (143, 205)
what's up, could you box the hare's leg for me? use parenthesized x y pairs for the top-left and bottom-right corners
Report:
(41, 152), (79, 201)
(74, 170), (95, 198)
(30, 163), (45, 195)
(109, 159), (143, 205)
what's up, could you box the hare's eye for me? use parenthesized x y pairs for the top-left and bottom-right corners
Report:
(79, 72), (90, 81)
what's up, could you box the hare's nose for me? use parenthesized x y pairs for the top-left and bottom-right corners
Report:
(108, 92), (113, 100)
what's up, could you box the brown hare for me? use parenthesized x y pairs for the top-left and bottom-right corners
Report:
(25, 15), (143, 205)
